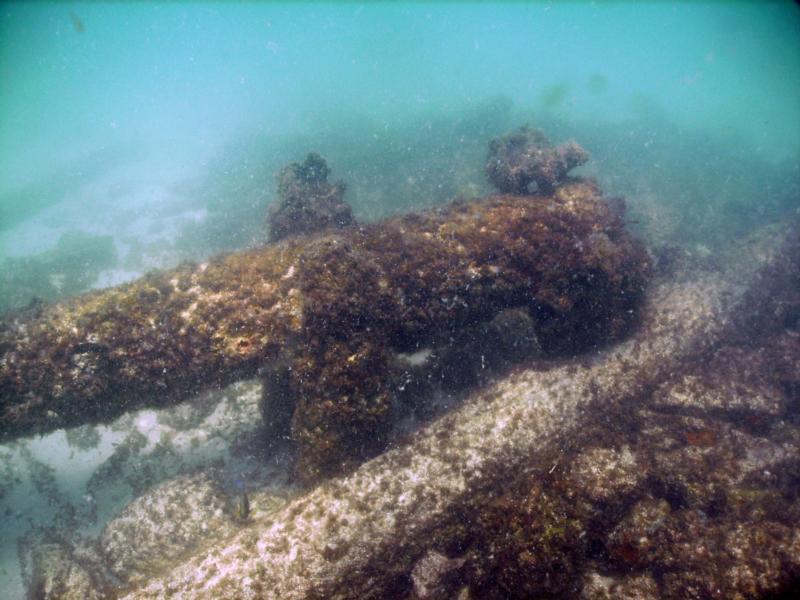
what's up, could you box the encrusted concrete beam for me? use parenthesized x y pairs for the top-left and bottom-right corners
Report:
(1, 181), (649, 481)
(118, 223), (798, 599)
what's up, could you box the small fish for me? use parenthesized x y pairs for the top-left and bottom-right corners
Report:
(69, 11), (85, 34)
(233, 480), (250, 522)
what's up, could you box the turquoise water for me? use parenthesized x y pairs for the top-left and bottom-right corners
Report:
(2, 3), (798, 268)
(0, 2), (799, 597)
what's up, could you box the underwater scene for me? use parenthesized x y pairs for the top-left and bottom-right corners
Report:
(1, 2), (799, 598)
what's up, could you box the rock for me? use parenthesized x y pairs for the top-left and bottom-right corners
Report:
(268, 153), (354, 241)
(99, 472), (236, 586)
(410, 551), (467, 600)
(580, 572), (660, 600)
(459, 290), (800, 598)
(567, 445), (641, 507)
(111, 221), (796, 599)
(20, 533), (109, 600)
(485, 126), (589, 194)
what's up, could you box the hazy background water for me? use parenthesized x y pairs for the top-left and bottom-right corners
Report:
(1, 2), (798, 311)
(0, 1), (799, 595)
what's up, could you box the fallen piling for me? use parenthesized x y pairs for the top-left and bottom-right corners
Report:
(1, 180), (649, 480)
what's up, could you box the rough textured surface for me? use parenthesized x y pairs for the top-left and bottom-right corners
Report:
(485, 126), (589, 195)
(1, 180), (650, 482)
(464, 358), (800, 598)
(409, 550), (466, 600)
(268, 153), (354, 242)
(106, 221), (797, 599)
(580, 572), (660, 600)
(98, 473), (236, 586)
(21, 536), (108, 600)
(21, 467), (294, 598)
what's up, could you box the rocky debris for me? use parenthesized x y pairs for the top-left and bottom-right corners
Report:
(99, 221), (796, 599)
(466, 479), (588, 598)
(98, 472), (236, 586)
(23, 469), (293, 598)
(580, 572), (660, 600)
(485, 126), (589, 194)
(268, 153), (354, 242)
(455, 252), (800, 598)
(19, 532), (110, 600)
(20, 219), (797, 599)
(567, 445), (641, 508)
(410, 551), (467, 600)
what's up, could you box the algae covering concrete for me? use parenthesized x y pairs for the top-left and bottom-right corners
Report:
(102, 222), (796, 598)
(0, 180), (650, 481)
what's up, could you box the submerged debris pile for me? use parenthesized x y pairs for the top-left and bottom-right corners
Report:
(0, 173), (650, 482)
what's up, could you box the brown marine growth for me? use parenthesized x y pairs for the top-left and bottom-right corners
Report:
(0, 180), (649, 482)
(114, 220), (798, 600)
(486, 126), (589, 195)
(267, 152), (354, 242)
